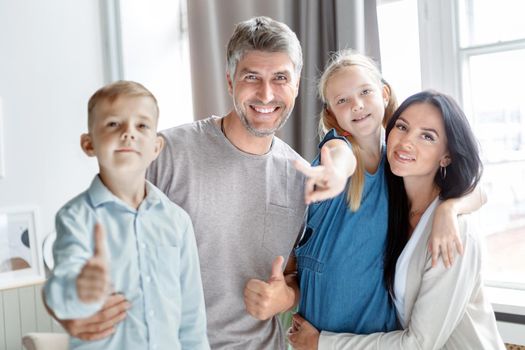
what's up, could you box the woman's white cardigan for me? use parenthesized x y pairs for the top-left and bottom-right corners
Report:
(319, 213), (505, 350)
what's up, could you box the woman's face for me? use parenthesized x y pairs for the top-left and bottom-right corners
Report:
(387, 102), (450, 182)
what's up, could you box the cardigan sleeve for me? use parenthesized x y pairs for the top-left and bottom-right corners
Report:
(318, 217), (481, 350)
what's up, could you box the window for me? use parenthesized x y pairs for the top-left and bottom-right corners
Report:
(379, 0), (525, 291)
(105, 0), (194, 131)
(377, 0), (421, 102)
(457, 0), (525, 289)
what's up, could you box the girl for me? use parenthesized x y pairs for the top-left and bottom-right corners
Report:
(289, 51), (484, 339)
(289, 91), (504, 349)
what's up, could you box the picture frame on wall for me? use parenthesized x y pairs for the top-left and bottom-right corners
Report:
(0, 207), (45, 290)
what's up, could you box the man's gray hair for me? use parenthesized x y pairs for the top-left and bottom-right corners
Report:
(226, 16), (303, 79)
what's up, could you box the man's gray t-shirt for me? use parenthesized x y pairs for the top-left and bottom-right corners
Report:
(147, 116), (306, 349)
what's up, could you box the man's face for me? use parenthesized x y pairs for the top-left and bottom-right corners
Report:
(227, 50), (300, 137)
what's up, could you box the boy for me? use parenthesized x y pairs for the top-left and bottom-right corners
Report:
(44, 81), (209, 349)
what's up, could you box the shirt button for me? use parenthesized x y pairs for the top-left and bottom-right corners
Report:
(145, 276), (151, 283)
(141, 242), (146, 249)
(152, 345), (157, 350)
(149, 310), (155, 317)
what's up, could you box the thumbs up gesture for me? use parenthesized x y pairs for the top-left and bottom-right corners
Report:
(76, 223), (111, 303)
(243, 256), (296, 320)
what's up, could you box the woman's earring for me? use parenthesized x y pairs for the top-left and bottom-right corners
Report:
(440, 166), (447, 179)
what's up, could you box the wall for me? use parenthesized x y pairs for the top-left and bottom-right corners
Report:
(0, 1), (105, 349)
(0, 284), (63, 350)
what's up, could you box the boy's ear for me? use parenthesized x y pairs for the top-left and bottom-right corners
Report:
(80, 133), (96, 157)
(152, 134), (165, 159)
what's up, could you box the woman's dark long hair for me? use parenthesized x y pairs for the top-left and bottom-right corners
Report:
(383, 90), (483, 296)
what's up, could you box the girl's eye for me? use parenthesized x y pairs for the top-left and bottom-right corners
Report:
(107, 121), (118, 127)
(362, 89), (372, 95)
(336, 98), (347, 105)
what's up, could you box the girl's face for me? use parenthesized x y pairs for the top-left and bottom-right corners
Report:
(325, 66), (389, 141)
(387, 102), (450, 182)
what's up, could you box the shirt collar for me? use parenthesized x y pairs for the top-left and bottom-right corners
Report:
(87, 175), (162, 211)
(142, 180), (163, 210)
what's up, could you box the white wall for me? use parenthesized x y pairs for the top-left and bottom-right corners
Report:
(0, 1), (105, 349)
(0, 0), (103, 242)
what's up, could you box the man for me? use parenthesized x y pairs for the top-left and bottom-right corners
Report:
(46, 16), (351, 349)
(147, 16), (306, 349)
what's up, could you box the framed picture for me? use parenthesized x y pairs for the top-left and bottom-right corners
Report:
(0, 207), (45, 290)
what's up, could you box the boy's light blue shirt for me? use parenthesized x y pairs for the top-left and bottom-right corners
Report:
(45, 175), (209, 350)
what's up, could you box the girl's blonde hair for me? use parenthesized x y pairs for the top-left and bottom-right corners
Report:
(318, 50), (398, 211)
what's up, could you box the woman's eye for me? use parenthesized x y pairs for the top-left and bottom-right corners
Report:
(395, 123), (406, 131)
(423, 133), (435, 142)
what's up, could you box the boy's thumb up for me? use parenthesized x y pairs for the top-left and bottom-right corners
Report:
(93, 222), (107, 260)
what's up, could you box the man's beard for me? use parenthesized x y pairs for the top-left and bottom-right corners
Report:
(233, 100), (292, 137)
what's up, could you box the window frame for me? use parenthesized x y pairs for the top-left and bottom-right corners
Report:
(417, 0), (525, 318)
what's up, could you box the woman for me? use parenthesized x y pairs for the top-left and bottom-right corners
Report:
(289, 90), (505, 349)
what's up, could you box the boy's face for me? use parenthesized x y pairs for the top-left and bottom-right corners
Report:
(81, 95), (164, 176)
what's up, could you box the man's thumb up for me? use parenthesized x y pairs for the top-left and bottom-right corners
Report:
(268, 256), (285, 283)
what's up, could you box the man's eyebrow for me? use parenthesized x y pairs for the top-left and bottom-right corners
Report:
(239, 68), (259, 75)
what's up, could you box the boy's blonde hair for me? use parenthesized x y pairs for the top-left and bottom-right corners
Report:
(87, 80), (159, 131)
(318, 50), (398, 211)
